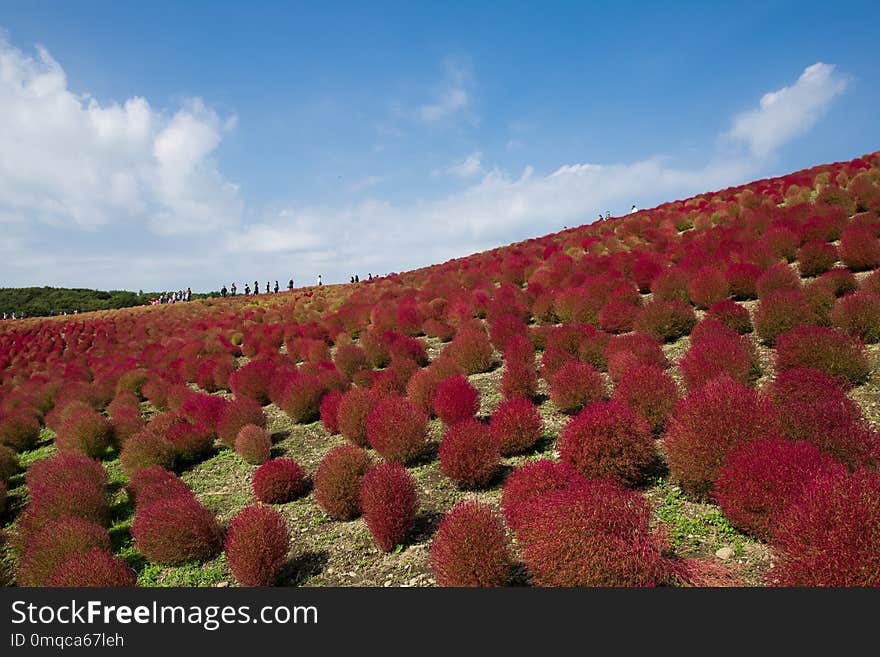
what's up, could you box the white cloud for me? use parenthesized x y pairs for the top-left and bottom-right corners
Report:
(433, 152), (484, 179)
(0, 36), (240, 235)
(726, 62), (850, 157)
(346, 175), (386, 194)
(417, 59), (473, 123)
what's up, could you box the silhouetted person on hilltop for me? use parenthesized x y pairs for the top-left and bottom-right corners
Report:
(231, 282), (237, 296)
(254, 281), (259, 295)
(266, 281), (270, 294)
(274, 281), (279, 293)
(317, 274), (322, 286)
(631, 204), (638, 213)
(221, 285), (227, 297)
(245, 284), (251, 295)
(288, 278), (294, 291)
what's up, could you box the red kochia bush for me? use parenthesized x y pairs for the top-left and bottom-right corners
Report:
(839, 226), (880, 271)
(688, 267), (729, 309)
(634, 299), (696, 342)
(611, 364), (678, 432)
(252, 458), (308, 504)
(501, 459), (587, 534)
(756, 263), (801, 298)
(558, 401), (655, 486)
(46, 548), (136, 587)
(0, 445), (18, 482)
(598, 299), (640, 334)
(501, 360), (538, 400)
(224, 505), (290, 586)
(768, 469), (880, 586)
(359, 462), (418, 552)
(704, 300), (752, 333)
(726, 262), (762, 300)
(119, 430), (176, 477)
(431, 500), (511, 587)
(679, 331), (759, 390)
(753, 290), (817, 344)
(333, 344), (370, 379)
(314, 445), (372, 519)
(405, 368), (441, 417)
(766, 367), (878, 468)
(446, 329), (494, 375)
(131, 494), (223, 565)
(319, 391), (343, 434)
(549, 361), (606, 414)
(439, 419), (500, 489)
(16, 517), (111, 587)
(663, 376), (781, 499)
(715, 438), (845, 540)
(180, 394), (226, 435)
(490, 397), (543, 456)
(337, 387), (379, 447)
(55, 408), (112, 457)
(279, 374), (324, 423)
(235, 424), (272, 465)
(830, 291), (880, 343)
(774, 326), (870, 385)
(128, 466), (192, 509)
(433, 375), (480, 426)
(516, 480), (674, 587)
(797, 240), (838, 277)
(0, 411), (41, 451)
(229, 359), (276, 405)
(366, 396), (429, 464)
(108, 405), (144, 449)
(218, 398), (267, 448)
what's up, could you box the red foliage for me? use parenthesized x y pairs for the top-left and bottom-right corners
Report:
(662, 376), (781, 499)
(839, 226), (880, 271)
(366, 396), (429, 464)
(252, 457), (308, 504)
(16, 517), (111, 586)
(489, 314), (529, 351)
(611, 364), (678, 432)
(830, 291), (880, 343)
(650, 267), (690, 301)
(235, 424), (272, 465)
(319, 390), (343, 434)
(516, 480), (674, 586)
(501, 459), (586, 533)
(108, 405), (145, 449)
(119, 431), (176, 477)
(224, 505), (290, 586)
(679, 331), (759, 390)
(218, 397), (267, 448)
(131, 493), (223, 565)
(46, 548), (136, 587)
(715, 438), (845, 540)
(549, 361), (606, 414)
(359, 462), (418, 552)
(861, 268), (880, 296)
(128, 466), (192, 509)
(634, 299), (696, 342)
(229, 359), (276, 405)
(405, 368), (440, 417)
(0, 445), (18, 482)
(490, 397), (543, 456)
(446, 328), (495, 375)
(768, 469), (880, 586)
(502, 333), (536, 364)
(500, 360), (538, 400)
(688, 267), (729, 309)
(54, 408), (112, 457)
(431, 500), (511, 587)
(337, 387), (380, 447)
(334, 344), (370, 379)
(558, 401), (655, 486)
(279, 374), (324, 423)
(314, 445), (372, 519)
(439, 418), (500, 489)
(163, 418), (213, 464)
(774, 326), (870, 385)
(704, 300), (752, 333)
(756, 263), (801, 298)
(797, 240), (839, 277)
(753, 290), (816, 344)
(433, 375), (480, 426)
(726, 262), (762, 300)
(180, 393), (227, 434)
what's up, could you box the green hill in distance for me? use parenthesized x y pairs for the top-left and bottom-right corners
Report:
(0, 286), (217, 318)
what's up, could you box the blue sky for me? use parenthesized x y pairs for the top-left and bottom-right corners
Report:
(1, 1), (878, 292)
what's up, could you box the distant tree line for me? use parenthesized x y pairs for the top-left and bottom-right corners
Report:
(0, 287), (215, 318)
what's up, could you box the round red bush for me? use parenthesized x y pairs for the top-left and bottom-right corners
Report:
(490, 397), (543, 456)
(128, 466), (193, 509)
(797, 240), (839, 277)
(279, 374), (324, 423)
(314, 445), (372, 519)
(688, 267), (729, 309)
(756, 263), (801, 298)
(334, 344), (370, 379)
(598, 299), (640, 333)
(119, 431), (176, 477)
(108, 405), (144, 449)
(180, 393), (227, 434)
(502, 333), (536, 364)
(228, 359), (276, 405)
(131, 494), (223, 565)
(439, 419), (500, 489)
(16, 516), (111, 586)
(217, 398), (266, 448)
(839, 226), (880, 271)
(446, 329), (494, 375)
(46, 548), (136, 587)
(726, 262), (762, 300)
(359, 462), (418, 552)
(55, 408), (112, 457)
(715, 438), (845, 540)
(433, 375), (480, 426)
(753, 290), (817, 344)
(366, 396), (429, 464)
(768, 469), (880, 586)
(650, 267), (690, 301)
(337, 387), (380, 448)
(164, 420), (213, 465)
(224, 505), (290, 586)
(679, 332), (759, 390)
(502, 459), (586, 534)
(558, 401), (656, 486)
(319, 390), (343, 435)
(431, 500), (511, 587)
(830, 291), (880, 343)
(611, 364), (678, 432)
(235, 424), (272, 465)
(252, 457), (308, 504)
(516, 480), (674, 586)
(405, 368), (440, 417)
(634, 299), (696, 342)
(861, 268), (880, 296)
(774, 326), (870, 385)
(500, 360), (538, 400)
(820, 267), (859, 296)
(26, 450), (107, 499)
(704, 300), (752, 333)
(662, 376), (781, 499)
(549, 361), (606, 414)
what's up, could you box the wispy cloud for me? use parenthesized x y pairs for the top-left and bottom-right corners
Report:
(725, 62), (851, 157)
(417, 58), (474, 123)
(433, 152), (484, 179)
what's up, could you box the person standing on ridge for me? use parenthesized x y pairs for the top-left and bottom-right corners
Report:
(221, 285), (227, 297)
(254, 281), (259, 295)
(288, 278), (294, 291)
(630, 204), (638, 213)
(245, 284), (250, 295)
(274, 281), (279, 293)
(231, 282), (237, 296)
(265, 281), (270, 294)
(186, 287), (192, 302)
(317, 274), (322, 286)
